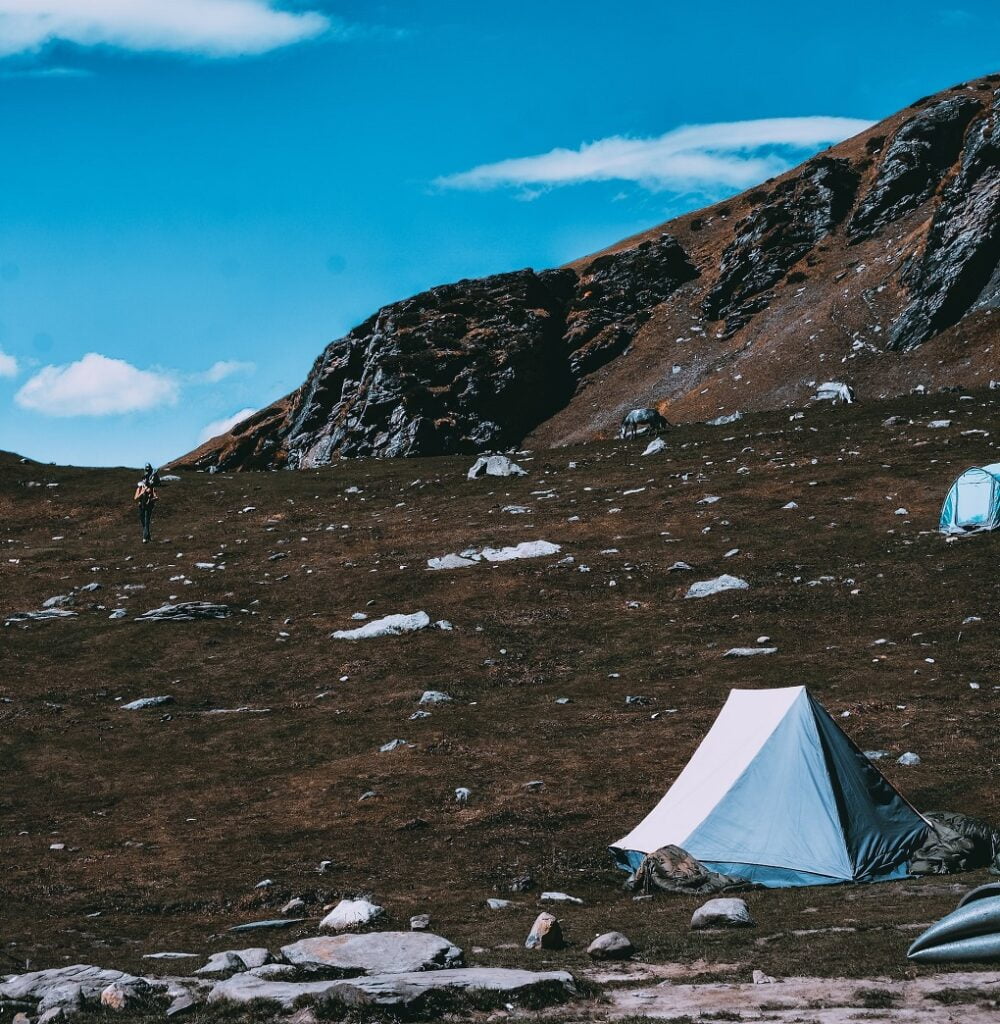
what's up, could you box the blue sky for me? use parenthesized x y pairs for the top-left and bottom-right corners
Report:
(0, 0), (996, 467)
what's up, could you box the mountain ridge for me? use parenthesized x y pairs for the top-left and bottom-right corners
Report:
(172, 73), (1000, 470)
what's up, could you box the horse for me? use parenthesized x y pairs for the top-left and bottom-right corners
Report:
(620, 407), (670, 439)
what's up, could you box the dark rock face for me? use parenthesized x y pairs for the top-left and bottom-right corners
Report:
(702, 157), (859, 334)
(564, 233), (699, 377)
(179, 235), (696, 469)
(890, 90), (1000, 350)
(848, 96), (982, 241)
(283, 268), (577, 465)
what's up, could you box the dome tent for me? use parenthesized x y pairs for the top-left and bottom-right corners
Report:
(611, 687), (929, 887)
(939, 464), (1000, 534)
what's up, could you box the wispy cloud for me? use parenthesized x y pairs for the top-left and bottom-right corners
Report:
(197, 359), (256, 384)
(435, 117), (874, 197)
(15, 353), (178, 416)
(198, 407), (257, 443)
(0, 0), (333, 59)
(0, 349), (18, 377)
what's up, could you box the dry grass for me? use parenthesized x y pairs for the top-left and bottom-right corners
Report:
(2, 389), (999, 986)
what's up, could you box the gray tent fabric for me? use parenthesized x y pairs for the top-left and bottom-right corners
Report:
(909, 812), (1000, 876)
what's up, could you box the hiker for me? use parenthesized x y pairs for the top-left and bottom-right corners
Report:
(134, 463), (159, 543)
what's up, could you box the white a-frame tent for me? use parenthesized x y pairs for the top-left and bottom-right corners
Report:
(611, 687), (929, 887)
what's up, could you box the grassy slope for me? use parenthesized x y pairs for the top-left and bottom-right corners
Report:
(2, 391), (999, 984)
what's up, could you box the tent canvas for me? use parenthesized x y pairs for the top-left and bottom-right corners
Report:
(611, 686), (929, 887)
(939, 464), (1000, 534)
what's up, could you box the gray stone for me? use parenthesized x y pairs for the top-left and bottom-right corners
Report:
(121, 695), (174, 711)
(690, 898), (757, 930)
(38, 1008), (66, 1024)
(248, 964), (298, 981)
(525, 912), (563, 950)
(165, 993), (197, 1017)
(586, 932), (634, 960)
(467, 455), (527, 480)
(409, 914), (431, 931)
(318, 898), (383, 931)
(38, 985), (83, 1013)
(195, 953), (246, 978)
(231, 949), (273, 971)
(228, 918), (305, 933)
(209, 967), (575, 1010)
(752, 968), (778, 984)
(0, 966), (140, 1005)
(137, 602), (229, 622)
(100, 979), (150, 1011)
(486, 898), (513, 910)
(419, 690), (452, 704)
(281, 932), (462, 975)
(281, 898), (306, 915)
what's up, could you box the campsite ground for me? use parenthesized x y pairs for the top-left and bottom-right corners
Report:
(2, 388), (1000, 1018)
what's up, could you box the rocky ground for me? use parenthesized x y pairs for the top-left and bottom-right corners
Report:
(3, 387), (1000, 1022)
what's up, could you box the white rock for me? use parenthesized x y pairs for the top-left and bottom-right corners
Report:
(642, 438), (666, 456)
(467, 455), (527, 480)
(724, 647), (777, 657)
(427, 541), (560, 570)
(319, 898), (384, 931)
(540, 891), (583, 904)
(685, 575), (750, 599)
(121, 696), (174, 711)
(897, 752), (921, 766)
(419, 690), (452, 704)
(332, 612), (430, 640)
(281, 932), (461, 974)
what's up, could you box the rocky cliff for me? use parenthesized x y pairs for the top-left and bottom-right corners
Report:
(173, 74), (1000, 470)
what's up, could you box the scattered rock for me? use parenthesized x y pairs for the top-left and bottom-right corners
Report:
(419, 690), (452, 704)
(281, 898), (306, 916)
(691, 898), (757, 930)
(195, 952), (248, 978)
(541, 891), (583, 904)
(208, 967), (576, 1010)
(467, 455), (527, 480)
(410, 914), (431, 931)
(228, 919), (306, 933)
(282, 932), (461, 975)
(319, 898), (384, 931)
(723, 647), (777, 657)
(165, 993), (197, 1017)
(121, 695), (174, 711)
(685, 575), (750, 599)
(487, 899), (513, 910)
(587, 932), (634, 960)
(752, 968), (778, 984)
(136, 602), (229, 622)
(427, 540), (560, 570)
(898, 752), (922, 766)
(525, 912), (564, 950)
(332, 612), (430, 640)
(100, 979), (150, 1011)
(642, 438), (666, 456)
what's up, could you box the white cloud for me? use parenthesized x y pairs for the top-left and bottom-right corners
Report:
(436, 117), (874, 196)
(198, 407), (257, 444)
(0, 0), (331, 59)
(15, 353), (178, 416)
(0, 348), (17, 377)
(199, 359), (256, 383)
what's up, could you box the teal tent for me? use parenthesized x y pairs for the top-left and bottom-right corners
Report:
(940, 464), (1000, 534)
(611, 687), (929, 887)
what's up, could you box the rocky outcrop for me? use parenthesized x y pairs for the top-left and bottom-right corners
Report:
(564, 233), (698, 377)
(172, 236), (696, 470)
(168, 75), (1000, 468)
(848, 95), (982, 240)
(702, 157), (859, 334)
(890, 90), (1000, 350)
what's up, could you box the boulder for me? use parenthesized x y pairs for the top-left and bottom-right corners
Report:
(319, 898), (384, 931)
(467, 455), (527, 480)
(0, 966), (140, 1006)
(586, 932), (634, 960)
(100, 979), (150, 1011)
(281, 932), (462, 975)
(525, 912), (563, 950)
(195, 952), (246, 978)
(209, 968), (575, 1010)
(690, 898), (757, 929)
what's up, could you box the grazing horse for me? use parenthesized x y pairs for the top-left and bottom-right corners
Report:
(620, 407), (670, 439)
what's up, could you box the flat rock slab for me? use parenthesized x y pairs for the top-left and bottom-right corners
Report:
(610, 970), (1000, 1023)
(281, 932), (462, 975)
(210, 967), (575, 1010)
(0, 966), (140, 1003)
(228, 918), (305, 933)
